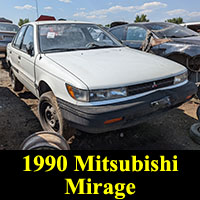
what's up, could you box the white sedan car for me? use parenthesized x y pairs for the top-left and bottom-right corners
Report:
(6, 21), (197, 138)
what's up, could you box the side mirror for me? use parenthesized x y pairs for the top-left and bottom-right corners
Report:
(26, 42), (34, 56)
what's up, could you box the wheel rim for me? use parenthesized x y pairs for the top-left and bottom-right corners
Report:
(40, 101), (60, 132)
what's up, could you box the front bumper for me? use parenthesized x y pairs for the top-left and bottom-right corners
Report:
(58, 81), (197, 134)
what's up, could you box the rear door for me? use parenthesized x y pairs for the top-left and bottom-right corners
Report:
(18, 25), (36, 94)
(10, 26), (27, 75)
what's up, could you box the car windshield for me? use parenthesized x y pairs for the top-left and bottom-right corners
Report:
(145, 23), (199, 39)
(39, 23), (123, 53)
(0, 23), (19, 32)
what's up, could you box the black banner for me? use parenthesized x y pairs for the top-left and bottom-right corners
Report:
(0, 151), (199, 199)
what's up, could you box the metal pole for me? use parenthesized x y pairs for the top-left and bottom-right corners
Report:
(35, 0), (39, 18)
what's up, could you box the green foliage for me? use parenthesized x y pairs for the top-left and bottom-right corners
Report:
(165, 17), (184, 24)
(18, 18), (30, 27)
(105, 24), (111, 28)
(134, 14), (150, 23)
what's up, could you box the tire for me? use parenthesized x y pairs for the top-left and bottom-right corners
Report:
(38, 91), (76, 139)
(190, 123), (200, 145)
(197, 106), (200, 121)
(10, 69), (23, 92)
(20, 131), (70, 150)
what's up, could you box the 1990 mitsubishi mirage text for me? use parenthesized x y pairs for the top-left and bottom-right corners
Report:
(6, 21), (197, 138)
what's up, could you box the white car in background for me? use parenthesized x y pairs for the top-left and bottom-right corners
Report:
(6, 21), (197, 138)
(181, 22), (200, 33)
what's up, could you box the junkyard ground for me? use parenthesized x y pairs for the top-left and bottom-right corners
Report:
(1, 60), (200, 150)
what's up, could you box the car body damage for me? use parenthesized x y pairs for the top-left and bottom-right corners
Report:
(142, 31), (200, 84)
(109, 22), (200, 85)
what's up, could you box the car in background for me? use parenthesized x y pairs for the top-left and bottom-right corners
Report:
(0, 22), (19, 58)
(181, 22), (200, 33)
(6, 21), (197, 138)
(109, 22), (200, 88)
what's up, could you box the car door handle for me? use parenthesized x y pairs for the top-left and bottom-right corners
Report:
(18, 56), (21, 60)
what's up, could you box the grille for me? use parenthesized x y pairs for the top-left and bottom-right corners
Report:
(127, 77), (174, 96)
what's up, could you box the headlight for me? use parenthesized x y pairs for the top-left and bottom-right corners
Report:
(66, 85), (89, 102)
(66, 85), (127, 102)
(174, 71), (188, 85)
(89, 87), (127, 102)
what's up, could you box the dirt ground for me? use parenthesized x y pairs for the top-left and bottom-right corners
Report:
(1, 59), (200, 150)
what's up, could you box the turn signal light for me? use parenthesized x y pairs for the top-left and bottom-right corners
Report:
(67, 85), (76, 99)
(186, 95), (192, 100)
(104, 117), (123, 125)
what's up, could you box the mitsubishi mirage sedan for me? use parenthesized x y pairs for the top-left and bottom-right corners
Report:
(6, 21), (197, 138)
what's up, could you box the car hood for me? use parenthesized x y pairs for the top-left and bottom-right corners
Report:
(172, 36), (200, 45)
(45, 47), (186, 90)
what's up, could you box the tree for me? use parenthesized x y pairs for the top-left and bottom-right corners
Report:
(105, 24), (111, 28)
(18, 18), (30, 26)
(166, 17), (184, 24)
(134, 14), (149, 23)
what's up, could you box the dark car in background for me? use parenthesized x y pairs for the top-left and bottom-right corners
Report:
(109, 22), (200, 88)
(0, 22), (19, 58)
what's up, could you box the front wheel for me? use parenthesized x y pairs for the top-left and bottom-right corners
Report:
(38, 91), (76, 139)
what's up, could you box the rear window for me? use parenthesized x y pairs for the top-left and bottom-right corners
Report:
(0, 23), (19, 32)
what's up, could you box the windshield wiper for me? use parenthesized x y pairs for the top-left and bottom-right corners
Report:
(43, 48), (85, 53)
(167, 35), (182, 38)
(86, 43), (121, 50)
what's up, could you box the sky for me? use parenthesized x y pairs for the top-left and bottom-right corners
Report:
(1, 0), (200, 25)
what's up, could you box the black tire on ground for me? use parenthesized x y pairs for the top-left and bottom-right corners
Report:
(20, 131), (70, 150)
(10, 69), (23, 91)
(197, 106), (200, 121)
(190, 123), (200, 145)
(38, 91), (76, 139)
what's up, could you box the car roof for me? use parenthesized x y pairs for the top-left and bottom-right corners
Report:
(26, 20), (94, 26)
(0, 22), (18, 26)
(128, 22), (174, 26)
(110, 22), (174, 29)
(181, 22), (200, 26)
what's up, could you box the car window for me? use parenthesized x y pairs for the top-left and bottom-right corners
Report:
(38, 24), (122, 52)
(13, 26), (27, 49)
(21, 26), (34, 53)
(0, 23), (19, 32)
(126, 26), (147, 41)
(145, 23), (199, 38)
(110, 27), (125, 40)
